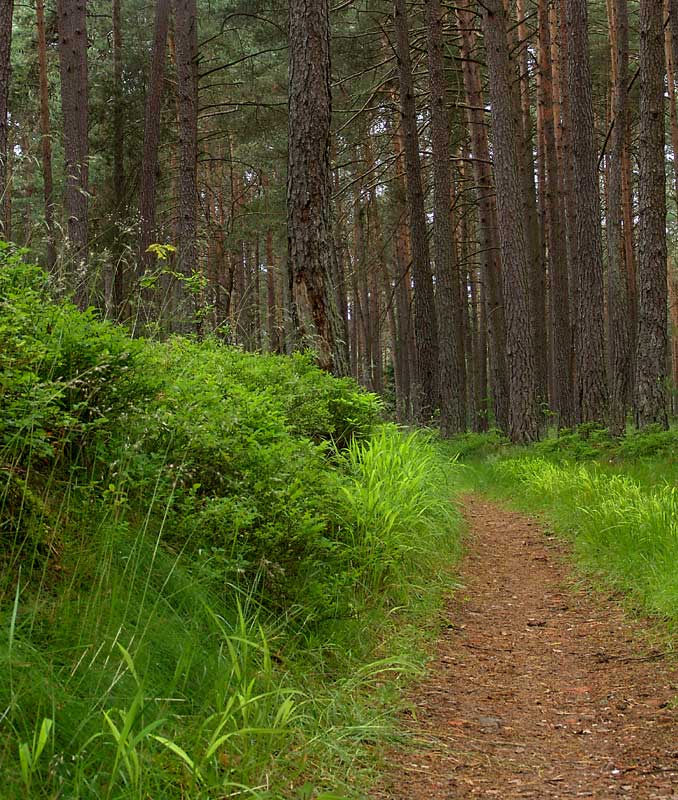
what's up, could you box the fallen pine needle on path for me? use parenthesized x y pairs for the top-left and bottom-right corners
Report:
(372, 494), (678, 799)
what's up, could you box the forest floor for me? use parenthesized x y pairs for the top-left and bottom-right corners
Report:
(371, 495), (678, 799)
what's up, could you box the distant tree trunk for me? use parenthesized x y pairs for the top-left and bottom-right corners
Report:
(457, 0), (510, 433)
(468, 262), (488, 433)
(173, 0), (199, 330)
(0, 0), (14, 239)
(666, 4), (678, 221)
(606, 0), (631, 435)
(57, 0), (89, 306)
(363, 135), (387, 394)
(287, 0), (349, 376)
(36, 0), (56, 270)
(393, 0), (439, 420)
(634, 0), (668, 428)
(669, 0), (678, 107)
(670, 262), (678, 416)
(112, 0), (125, 311)
(391, 112), (415, 421)
(351, 163), (370, 385)
(554, 0), (578, 402)
(566, 0), (608, 425)
(254, 237), (262, 350)
(331, 155), (351, 358)
(510, 1), (547, 412)
(666, 1), (678, 415)
(266, 228), (281, 352)
(139, 0), (170, 278)
(481, 0), (538, 443)
(425, 0), (466, 434)
(538, 0), (573, 427)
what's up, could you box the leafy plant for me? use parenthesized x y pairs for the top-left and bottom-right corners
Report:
(18, 717), (53, 796)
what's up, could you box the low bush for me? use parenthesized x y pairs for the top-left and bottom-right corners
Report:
(0, 249), (463, 798)
(442, 428), (509, 460)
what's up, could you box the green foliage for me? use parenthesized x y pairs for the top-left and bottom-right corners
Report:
(616, 425), (678, 459)
(0, 245), (157, 466)
(486, 457), (678, 623)
(0, 255), (462, 798)
(335, 428), (460, 596)
(442, 428), (509, 460)
(530, 424), (614, 461)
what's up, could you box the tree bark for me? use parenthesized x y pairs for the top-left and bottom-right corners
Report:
(112, 0), (125, 311)
(634, 0), (668, 428)
(606, 0), (632, 435)
(287, 0), (349, 376)
(481, 0), (539, 443)
(36, 0), (56, 271)
(457, 0), (510, 433)
(391, 110), (415, 421)
(139, 0), (170, 278)
(0, 0), (14, 239)
(393, 0), (439, 420)
(173, 0), (199, 331)
(538, 0), (573, 427)
(565, 0), (608, 425)
(426, 0), (466, 433)
(57, 0), (89, 306)
(511, 0), (547, 412)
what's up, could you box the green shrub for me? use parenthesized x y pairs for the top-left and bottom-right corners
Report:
(0, 248), (157, 466)
(0, 245), (463, 798)
(531, 424), (613, 461)
(443, 428), (509, 460)
(616, 425), (678, 460)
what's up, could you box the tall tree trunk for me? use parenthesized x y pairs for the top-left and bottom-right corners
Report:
(112, 0), (125, 311)
(511, 0), (547, 412)
(554, 0), (577, 401)
(670, 261), (678, 416)
(57, 0), (89, 306)
(287, 0), (349, 376)
(393, 0), (439, 420)
(139, 0), (170, 280)
(606, 0), (632, 435)
(266, 228), (280, 352)
(457, 0), (510, 433)
(634, 0), (668, 428)
(173, 0), (199, 331)
(481, 0), (538, 443)
(36, 0), (56, 270)
(0, 0), (14, 239)
(426, 0), (466, 433)
(363, 136), (387, 394)
(566, 0), (608, 424)
(391, 112), (414, 421)
(666, 0), (678, 415)
(538, 0), (573, 427)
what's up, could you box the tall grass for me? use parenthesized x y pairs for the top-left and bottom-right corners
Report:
(483, 457), (678, 623)
(0, 425), (462, 798)
(336, 428), (460, 596)
(0, 252), (464, 797)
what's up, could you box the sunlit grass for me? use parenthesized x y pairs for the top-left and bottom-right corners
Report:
(473, 454), (678, 625)
(1, 427), (462, 799)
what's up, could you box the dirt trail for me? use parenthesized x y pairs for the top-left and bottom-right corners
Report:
(372, 495), (678, 799)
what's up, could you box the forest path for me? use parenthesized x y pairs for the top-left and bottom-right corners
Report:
(371, 495), (678, 799)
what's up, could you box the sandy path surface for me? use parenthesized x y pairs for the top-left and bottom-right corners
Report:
(372, 495), (678, 799)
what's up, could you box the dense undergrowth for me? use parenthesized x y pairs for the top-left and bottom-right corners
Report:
(446, 423), (678, 627)
(0, 246), (462, 799)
